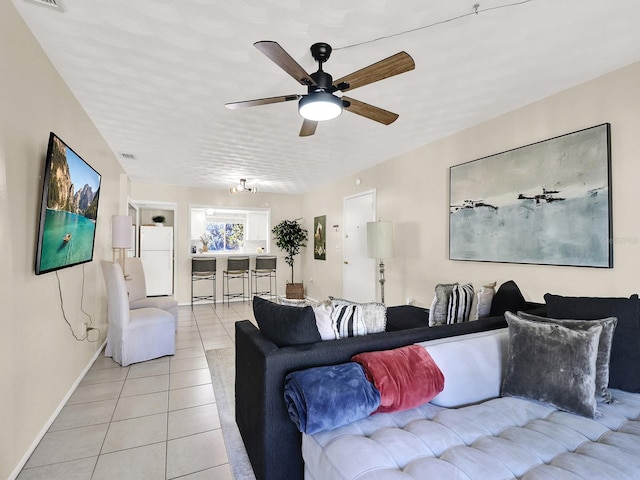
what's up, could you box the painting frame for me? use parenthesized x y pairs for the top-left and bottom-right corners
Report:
(313, 215), (326, 260)
(449, 123), (612, 268)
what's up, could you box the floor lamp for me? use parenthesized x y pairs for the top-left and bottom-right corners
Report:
(112, 215), (132, 278)
(367, 220), (394, 304)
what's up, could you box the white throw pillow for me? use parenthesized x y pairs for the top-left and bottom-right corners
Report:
(417, 328), (509, 407)
(427, 295), (438, 326)
(472, 281), (497, 320)
(312, 302), (339, 340)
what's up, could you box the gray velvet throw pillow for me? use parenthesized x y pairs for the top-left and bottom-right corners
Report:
(431, 283), (458, 326)
(502, 313), (602, 418)
(517, 311), (617, 404)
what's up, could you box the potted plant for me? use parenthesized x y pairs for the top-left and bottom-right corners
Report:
(272, 218), (308, 299)
(152, 215), (165, 226)
(200, 233), (212, 252)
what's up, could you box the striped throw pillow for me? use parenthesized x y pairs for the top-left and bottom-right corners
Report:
(331, 302), (368, 338)
(329, 296), (386, 334)
(447, 283), (475, 324)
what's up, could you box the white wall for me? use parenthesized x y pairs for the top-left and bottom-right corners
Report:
(0, 3), (126, 478)
(302, 62), (640, 306)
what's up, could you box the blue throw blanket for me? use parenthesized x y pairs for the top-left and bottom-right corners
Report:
(284, 362), (381, 434)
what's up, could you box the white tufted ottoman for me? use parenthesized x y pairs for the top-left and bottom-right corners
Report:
(301, 328), (640, 480)
(303, 391), (640, 479)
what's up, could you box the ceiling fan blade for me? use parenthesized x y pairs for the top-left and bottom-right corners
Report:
(254, 41), (316, 86)
(333, 52), (415, 92)
(342, 96), (399, 125)
(225, 94), (300, 110)
(299, 119), (318, 137)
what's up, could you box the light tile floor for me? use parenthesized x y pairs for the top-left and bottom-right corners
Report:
(18, 301), (256, 480)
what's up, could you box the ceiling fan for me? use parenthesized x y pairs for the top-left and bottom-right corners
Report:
(225, 41), (415, 137)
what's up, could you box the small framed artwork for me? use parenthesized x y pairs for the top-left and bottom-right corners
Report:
(314, 215), (326, 260)
(449, 123), (612, 268)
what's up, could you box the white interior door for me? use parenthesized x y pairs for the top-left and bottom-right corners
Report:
(343, 190), (376, 302)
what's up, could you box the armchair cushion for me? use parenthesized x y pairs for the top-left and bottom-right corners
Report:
(127, 257), (178, 329)
(126, 257), (148, 303)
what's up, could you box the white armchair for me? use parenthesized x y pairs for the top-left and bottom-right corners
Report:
(127, 257), (178, 330)
(101, 261), (175, 366)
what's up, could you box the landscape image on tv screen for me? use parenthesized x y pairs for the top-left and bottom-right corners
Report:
(35, 133), (101, 275)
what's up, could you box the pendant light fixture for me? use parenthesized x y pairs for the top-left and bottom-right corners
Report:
(230, 178), (258, 194)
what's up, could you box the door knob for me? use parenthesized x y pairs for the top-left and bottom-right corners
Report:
(343, 261), (349, 264)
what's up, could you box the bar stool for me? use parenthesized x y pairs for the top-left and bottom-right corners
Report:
(191, 257), (216, 308)
(251, 255), (277, 301)
(223, 256), (250, 306)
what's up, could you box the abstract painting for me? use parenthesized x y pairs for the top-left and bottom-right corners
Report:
(449, 123), (612, 267)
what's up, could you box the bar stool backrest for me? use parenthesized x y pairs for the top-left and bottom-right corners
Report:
(227, 256), (249, 273)
(255, 256), (277, 271)
(192, 257), (216, 276)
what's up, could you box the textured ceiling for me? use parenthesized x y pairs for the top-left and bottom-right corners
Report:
(11, 0), (640, 194)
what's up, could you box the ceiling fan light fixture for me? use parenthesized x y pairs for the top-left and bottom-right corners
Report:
(298, 91), (343, 122)
(230, 178), (258, 194)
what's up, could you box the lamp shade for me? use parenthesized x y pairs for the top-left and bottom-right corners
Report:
(112, 215), (132, 249)
(298, 92), (343, 121)
(367, 221), (394, 259)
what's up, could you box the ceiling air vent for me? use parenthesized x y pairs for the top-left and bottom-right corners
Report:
(120, 153), (136, 160)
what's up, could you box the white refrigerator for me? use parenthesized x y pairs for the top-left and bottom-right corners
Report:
(140, 226), (173, 296)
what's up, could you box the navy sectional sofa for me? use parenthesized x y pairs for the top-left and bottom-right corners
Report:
(235, 282), (544, 480)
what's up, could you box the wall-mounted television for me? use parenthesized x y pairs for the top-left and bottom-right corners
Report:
(35, 132), (101, 275)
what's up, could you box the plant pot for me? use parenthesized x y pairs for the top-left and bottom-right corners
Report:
(286, 283), (304, 299)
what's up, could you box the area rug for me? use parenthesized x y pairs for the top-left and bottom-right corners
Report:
(206, 347), (256, 480)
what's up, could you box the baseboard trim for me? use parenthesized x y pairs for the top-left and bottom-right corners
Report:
(8, 339), (107, 480)
(178, 296), (321, 308)
(178, 298), (252, 307)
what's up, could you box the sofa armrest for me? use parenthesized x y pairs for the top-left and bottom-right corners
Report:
(235, 321), (279, 480)
(237, 320), (320, 480)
